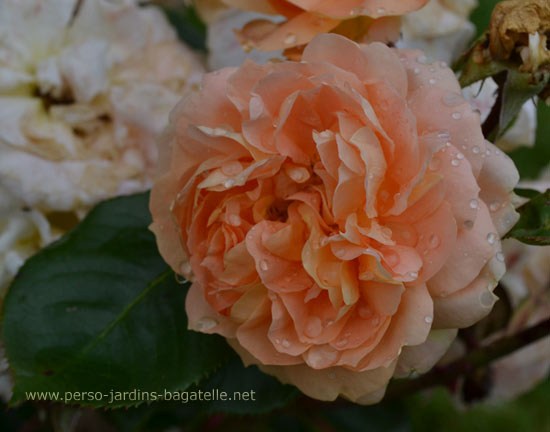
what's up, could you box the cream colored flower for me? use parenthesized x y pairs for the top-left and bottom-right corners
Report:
(0, 0), (204, 286)
(398, 0), (478, 64)
(489, 239), (550, 401)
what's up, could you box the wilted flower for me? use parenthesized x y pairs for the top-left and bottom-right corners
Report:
(0, 0), (204, 285)
(151, 34), (520, 403)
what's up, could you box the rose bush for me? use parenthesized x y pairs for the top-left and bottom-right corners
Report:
(150, 33), (520, 403)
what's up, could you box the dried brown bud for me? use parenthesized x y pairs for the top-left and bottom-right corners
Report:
(489, 0), (550, 70)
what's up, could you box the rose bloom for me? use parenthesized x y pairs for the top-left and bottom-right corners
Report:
(151, 34), (520, 403)
(0, 0), (204, 285)
(201, 0), (430, 58)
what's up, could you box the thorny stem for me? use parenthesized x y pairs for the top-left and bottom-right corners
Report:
(384, 317), (550, 400)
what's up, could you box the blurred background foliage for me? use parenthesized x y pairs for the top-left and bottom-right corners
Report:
(0, 1), (548, 431)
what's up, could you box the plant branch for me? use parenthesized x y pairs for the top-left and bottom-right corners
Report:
(384, 317), (550, 400)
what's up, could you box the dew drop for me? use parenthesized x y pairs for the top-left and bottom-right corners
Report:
(377, 7), (386, 14)
(456, 153), (464, 160)
(428, 78), (436, 85)
(407, 271), (419, 279)
(452, 112), (462, 120)
(489, 201), (501, 212)
(469, 199), (479, 209)
(451, 159), (460, 166)
(180, 261), (192, 275)
(424, 316), (433, 324)
(223, 178), (236, 188)
(336, 338), (348, 347)
(429, 67), (436, 73)
(487, 232), (497, 245)
(221, 161), (242, 176)
(284, 33), (297, 45)
(358, 303), (373, 319)
(439, 61), (448, 68)
(385, 250), (400, 267)
(413, 67), (421, 74)
(282, 339), (291, 348)
(429, 233), (440, 249)
(472, 145), (480, 154)
(196, 317), (218, 331)
(496, 251), (505, 262)
(259, 259), (269, 271)
(438, 132), (451, 140)
(305, 316), (323, 338)
(228, 214), (241, 226)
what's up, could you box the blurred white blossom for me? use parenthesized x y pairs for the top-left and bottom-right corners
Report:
(397, 0), (478, 64)
(0, 0), (204, 288)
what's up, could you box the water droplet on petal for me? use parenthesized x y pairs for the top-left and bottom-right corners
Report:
(489, 201), (501, 212)
(284, 33), (297, 44)
(496, 251), (505, 262)
(336, 338), (348, 347)
(429, 234), (440, 249)
(429, 67), (436, 73)
(487, 232), (497, 245)
(223, 178), (236, 188)
(180, 261), (192, 275)
(221, 161), (242, 176)
(413, 67), (421, 74)
(438, 132), (451, 140)
(452, 112), (462, 120)
(259, 259), (269, 271)
(228, 214), (241, 226)
(472, 145), (480, 154)
(196, 317), (218, 331)
(451, 159), (460, 166)
(469, 199), (479, 209)
(428, 78), (436, 85)
(407, 271), (418, 279)
(305, 316), (323, 338)
(282, 339), (291, 348)
(424, 316), (433, 324)
(306, 345), (340, 368)
(385, 250), (400, 267)
(457, 153), (464, 160)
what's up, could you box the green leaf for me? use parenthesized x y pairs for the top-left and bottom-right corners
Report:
(1, 193), (233, 408)
(321, 401), (411, 432)
(507, 189), (550, 245)
(162, 5), (207, 52)
(470, 0), (501, 39)
(499, 70), (550, 137)
(194, 357), (299, 415)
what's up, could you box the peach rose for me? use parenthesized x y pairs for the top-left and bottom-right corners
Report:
(150, 34), (520, 403)
(211, 0), (430, 57)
